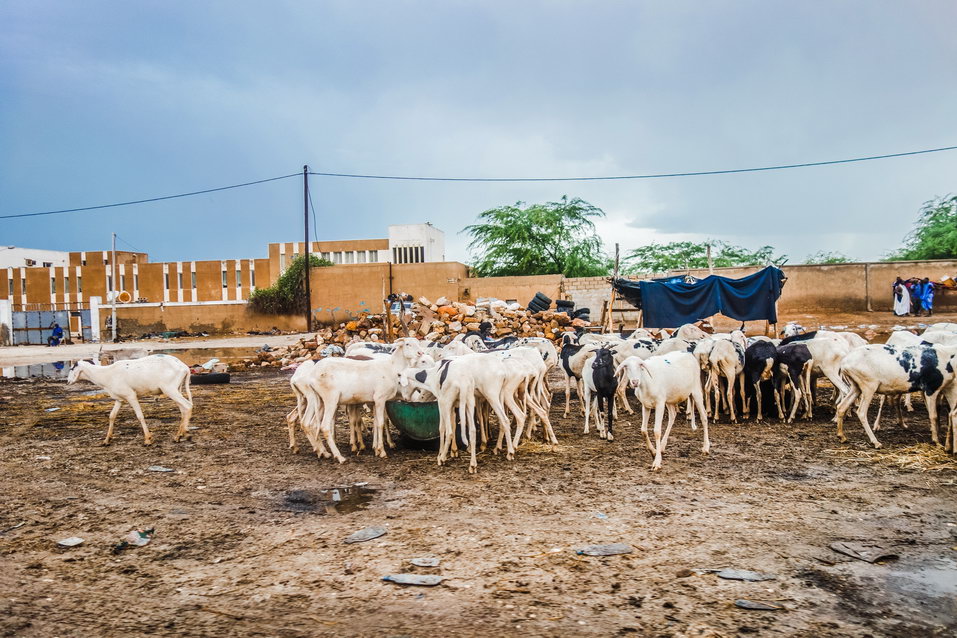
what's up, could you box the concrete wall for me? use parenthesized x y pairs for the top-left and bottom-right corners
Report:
(460, 274), (563, 306)
(109, 302), (306, 336)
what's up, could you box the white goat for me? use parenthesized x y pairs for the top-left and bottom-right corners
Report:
(67, 354), (193, 445)
(303, 338), (427, 462)
(617, 352), (710, 471)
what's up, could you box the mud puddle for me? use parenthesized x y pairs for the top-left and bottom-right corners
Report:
(279, 484), (376, 514)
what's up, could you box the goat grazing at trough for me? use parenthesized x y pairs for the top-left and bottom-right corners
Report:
(302, 337), (428, 463)
(67, 354), (193, 446)
(581, 348), (620, 440)
(744, 340), (782, 421)
(835, 344), (957, 449)
(617, 352), (710, 471)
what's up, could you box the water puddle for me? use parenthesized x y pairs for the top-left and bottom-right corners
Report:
(2, 361), (70, 380)
(280, 485), (376, 514)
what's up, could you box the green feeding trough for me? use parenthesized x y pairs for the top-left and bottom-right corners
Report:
(386, 400), (441, 442)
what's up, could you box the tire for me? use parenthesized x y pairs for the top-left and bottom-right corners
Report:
(555, 299), (574, 308)
(533, 292), (552, 306)
(576, 315), (590, 322)
(527, 300), (547, 312)
(572, 307), (591, 318)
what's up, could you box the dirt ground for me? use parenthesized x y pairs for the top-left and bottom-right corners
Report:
(1, 370), (955, 637)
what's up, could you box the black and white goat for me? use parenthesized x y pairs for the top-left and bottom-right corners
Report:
(582, 348), (620, 441)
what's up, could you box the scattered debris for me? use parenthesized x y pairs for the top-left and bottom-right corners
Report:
(593, 512), (609, 520)
(113, 528), (155, 554)
(410, 557), (441, 567)
(35, 456), (52, 461)
(343, 526), (387, 544)
(575, 543), (633, 556)
(57, 536), (84, 548)
(44, 407), (60, 412)
(382, 574), (443, 586)
(1, 522), (25, 535)
(734, 599), (783, 611)
(716, 569), (777, 582)
(829, 541), (898, 564)
(147, 466), (175, 473)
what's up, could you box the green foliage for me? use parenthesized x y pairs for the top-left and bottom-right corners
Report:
(463, 196), (610, 277)
(804, 250), (851, 264)
(886, 195), (957, 261)
(248, 254), (332, 315)
(622, 240), (786, 274)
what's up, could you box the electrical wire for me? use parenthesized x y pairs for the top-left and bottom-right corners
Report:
(307, 188), (319, 244)
(308, 144), (957, 182)
(0, 172), (302, 220)
(115, 234), (143, 253)
(2, 144), (955, 220)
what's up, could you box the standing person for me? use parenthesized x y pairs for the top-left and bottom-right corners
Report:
(892, 277), (911, 316)
(918, 278), (935, 316)
(907, 278), (922, 316)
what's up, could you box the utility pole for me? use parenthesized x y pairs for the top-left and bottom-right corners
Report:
(111, 232), (117, 342)
(303, 165), (312, 332)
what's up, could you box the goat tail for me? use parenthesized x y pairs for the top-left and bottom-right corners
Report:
(183, 371), (193, 404)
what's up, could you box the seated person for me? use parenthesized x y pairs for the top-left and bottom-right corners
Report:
(47, 323), (64, 347)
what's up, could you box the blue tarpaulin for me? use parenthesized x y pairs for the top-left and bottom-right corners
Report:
(612, 267), (786, 328)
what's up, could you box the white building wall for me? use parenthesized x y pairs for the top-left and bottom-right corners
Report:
(0, 247), (69, 268)
(387, 223), (445, 263)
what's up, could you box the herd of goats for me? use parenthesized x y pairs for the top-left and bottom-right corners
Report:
(62, 319), (957, 473)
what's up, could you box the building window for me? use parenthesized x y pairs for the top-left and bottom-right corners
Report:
(134, 274), (139, 290)
(191, 272), (196, 289)
(42, 262), (52, 268)
(81, 260), (87, 266)
(8, 279), (13, 296)
(164, 274), (170, 290)
(236, 269), (241, 287)
(21, 278), (26, 293)
(103, 258), (108, 265)
(50, 278), (56, 294)
(120, 275), (126, 291)
(107, 275), (112, 291)
(178, 273), (183, 290)
(222, 271), (227, 288)
(369, 251), (378, 263)
(77, 277), (82, 293)
(250, 270), (256, 288)
(345, 252), (354, 264)
(64, 277), (70, 294)
(357, 251), (367, 264)
(279, 254), (286, 272)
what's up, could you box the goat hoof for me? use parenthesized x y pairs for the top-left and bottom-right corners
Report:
(606, 433), (614, 442)
(701, 445), (710, 455)
(290, 446), (300, 454)
(872, 442), (883, 450)
(468, 466), (477, 474)
(506, 453), (514, 461)
(100, 440), (111, 447)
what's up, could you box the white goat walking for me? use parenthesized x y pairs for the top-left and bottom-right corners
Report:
(67, 354), (193, 445)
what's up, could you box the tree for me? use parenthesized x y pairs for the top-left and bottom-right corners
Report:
(248, 254), (332, 315)
(804, 250), (850, 264)
(622, 240), (785, 275)
(886, 195), (957, 261)
(463, 196), (610, 277)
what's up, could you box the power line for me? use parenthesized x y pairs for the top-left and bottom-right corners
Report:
(309, 144), (957, 182)
(0, 172), (302, 220)
(115, 234), (143, 253)
(307, 188), (319, 244)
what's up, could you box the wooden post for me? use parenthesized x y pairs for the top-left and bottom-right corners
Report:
(605, 243), (620, 334)
(383, 299), (394, 343)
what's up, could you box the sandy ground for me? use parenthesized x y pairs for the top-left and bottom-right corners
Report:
(0, 368), (955, 637)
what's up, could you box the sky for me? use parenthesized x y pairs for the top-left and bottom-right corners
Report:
(1, 1), (955, 265)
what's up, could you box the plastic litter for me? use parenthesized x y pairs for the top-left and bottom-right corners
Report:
(382, 574), (443, 586)
(113, 528), (154, 554)
(44, 407), (60, 412)
(716, 569), (776, 582)
(829, 541), (898, 563)
(57, 536), (84, 548)
(575, 543), (633, 556)
(147, 466), (174, 473)
(410, 557), (441, 567)
(734, 599), (782, 611)
(593, 512), (609, 520)
(200, 358), (219, 371)
(343, 526), (387, 544)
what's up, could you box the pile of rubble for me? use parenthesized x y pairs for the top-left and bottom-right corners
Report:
(233, 295), (589, 369)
